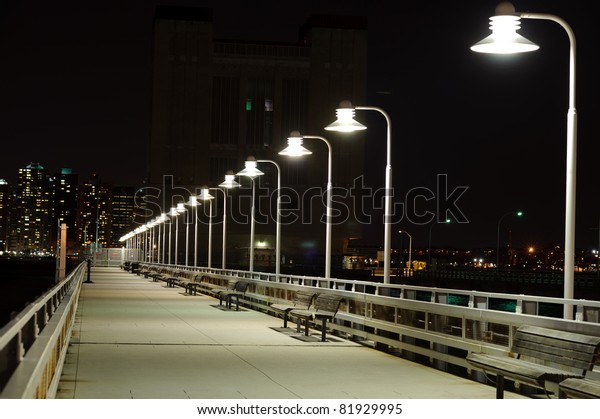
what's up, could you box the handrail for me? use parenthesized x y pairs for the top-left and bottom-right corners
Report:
(0, 261), (86, 398)
(143, 262), (600, 322)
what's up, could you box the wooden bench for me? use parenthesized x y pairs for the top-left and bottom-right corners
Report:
(197, 276), (229, 297)
(289, 294), (343, 342)
(218, 281), (249, 311)
(270, 291), (318, 329)
(559, 377), (600, 399)
(149, 268), (170, 283)
(466, 325), (600, 398)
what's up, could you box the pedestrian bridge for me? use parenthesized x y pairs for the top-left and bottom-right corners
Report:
(2, 262), (600, 399)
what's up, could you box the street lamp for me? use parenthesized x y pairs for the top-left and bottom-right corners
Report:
(279, 131), (332, 279)
(472, 1), (578, 319)
(253, 159), (282, 277)
(175, 202), (187, 265)
(185, 195), (200, 267)
(197, 187), (215, 268)
(168, 207), (179, 265)
(428, 219), (451, 269)
(398, 230), (412, 275)
(218, 171), (241, 269)
(496, 210), (523, 269)
(156, 213), (167, 264)
(325, 100), (393, 284)
(236, 157), (264, 272)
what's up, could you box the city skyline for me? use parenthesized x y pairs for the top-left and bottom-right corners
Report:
(1, 0), (598, 251)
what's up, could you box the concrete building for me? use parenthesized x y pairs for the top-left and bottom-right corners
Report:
(147, 6), (368, 270)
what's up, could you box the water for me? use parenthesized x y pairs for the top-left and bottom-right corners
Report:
(0, 257), (57, 328)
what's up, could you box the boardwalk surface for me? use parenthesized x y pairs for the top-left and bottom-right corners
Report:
(56, 267), (525, 399)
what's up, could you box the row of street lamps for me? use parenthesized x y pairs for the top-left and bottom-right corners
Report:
(121, 2), (579, 319)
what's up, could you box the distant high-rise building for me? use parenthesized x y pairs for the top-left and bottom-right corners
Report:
(11, 163), (52, 254)
(0, 179), (10, 252)
(50, 168), (79, 253)
(111, 186), (136, 247)
(148, 6), (368, 268)
(76, 174), (112, 253)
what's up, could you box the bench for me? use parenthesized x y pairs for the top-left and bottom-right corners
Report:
(270, 291), (318, 329)
(121, 261), (131, 271)
(197, 276), (229, 298)
(559, 377), (600, 399)
(130, 262), (141, 274)
(466, 325), (600, 398)
(289, 294), (343, 342)
(218, 281), (249, 311)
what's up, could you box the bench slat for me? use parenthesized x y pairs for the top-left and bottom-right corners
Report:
(559, 378), (600, 399)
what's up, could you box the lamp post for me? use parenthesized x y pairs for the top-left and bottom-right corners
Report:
(236, 157), (264, 272)
(398, 230), (412, 275)
(256, 160), (282, 277)
(218, 171), (241, 269)
(496, 210), (523, 269)
(185, 195), (200, 267)
(326, 101), (393, 284)
(168, 207), (178, 265)
(175, 202), (187, 265)
(428, 219), (451, 269)
(472, 1), (578, 319)
(161, 212), (168, 264)
(279, 131), (332, 279)
(197, 187), (215, 268)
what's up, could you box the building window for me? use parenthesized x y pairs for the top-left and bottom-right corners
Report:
(211, 77), (240, 144)
(281, 79), (309, 142)
(246, 79), (273, 146)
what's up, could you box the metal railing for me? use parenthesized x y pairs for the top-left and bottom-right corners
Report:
(0, 262), (86, 398)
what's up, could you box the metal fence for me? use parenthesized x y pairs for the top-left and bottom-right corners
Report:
(0, 262), (86, 398)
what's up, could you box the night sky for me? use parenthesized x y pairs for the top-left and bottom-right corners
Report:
(1, 0), (598, 251)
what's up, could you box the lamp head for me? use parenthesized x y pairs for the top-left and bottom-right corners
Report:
(199, 186), (214, 200)
(169, 207), (179, 216)
(176, 202), (187, 213)
(324, 100), (367, 132)
(279, 131), (313, 157)
(219, 170), (241, 189)
(236, 156), (264, 178)
(471, 2), (539, 54)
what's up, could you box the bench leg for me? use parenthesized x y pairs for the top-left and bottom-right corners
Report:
(320, 318), (328, 342)
(496, 375), (505, 399)
(282, 312), (288, 328)
(304, 318), (310, 336)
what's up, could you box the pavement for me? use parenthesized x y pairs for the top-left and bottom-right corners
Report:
(55, 267), (526, 399)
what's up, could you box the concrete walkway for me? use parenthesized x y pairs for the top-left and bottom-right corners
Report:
(56, 267), (525, 399)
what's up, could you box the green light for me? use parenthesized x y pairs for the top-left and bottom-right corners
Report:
(517, 211), (523, 217)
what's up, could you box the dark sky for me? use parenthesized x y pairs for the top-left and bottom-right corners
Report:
(1, 0), (598, 251)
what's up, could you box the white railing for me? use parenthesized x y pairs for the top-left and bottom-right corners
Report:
(0, 262), (86, 399)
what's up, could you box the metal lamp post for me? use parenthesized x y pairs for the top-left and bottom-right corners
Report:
(236, 157), (264, 272)
(472, 1), (578, 319)
(185, 195), (200, 267)
(218, 171), (241, 269)
(197, 187), (215, 268)
(325, 101), (393, 284)
(279, 131), (333, 279)
(256, 159), (281, 277)
(168, 207), (178, 265)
